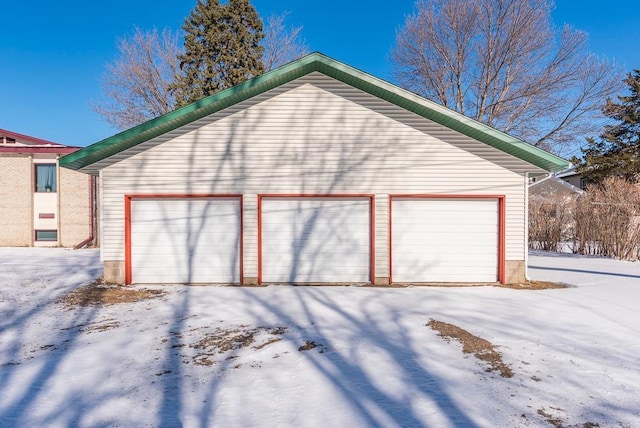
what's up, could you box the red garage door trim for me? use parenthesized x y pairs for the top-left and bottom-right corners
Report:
(257, 194), (376, 284)
(124, 194), (243, 285)
(388, 194), (506, 284)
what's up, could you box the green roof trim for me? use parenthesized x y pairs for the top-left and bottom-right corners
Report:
(61, 52), (569, 173)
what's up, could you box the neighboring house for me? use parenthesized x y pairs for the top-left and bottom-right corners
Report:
(529, 175), (584, 202)
(60, 53), (568, 285)
(557, 168), (589, 190)
(0, 129), (94, 247)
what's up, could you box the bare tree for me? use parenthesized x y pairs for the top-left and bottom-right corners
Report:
(93, 27), (182, 130)
(262, 12), (310, 71)
(94, 13), (307, 130)
(392, 0), (622, 156)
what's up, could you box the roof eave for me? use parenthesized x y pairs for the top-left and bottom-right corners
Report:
(60, 52), (569, 173)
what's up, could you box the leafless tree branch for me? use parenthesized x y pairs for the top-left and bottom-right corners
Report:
(92, 27), (182, 130)
(392, 0), (623, 156)
(262, 12), (310, 71)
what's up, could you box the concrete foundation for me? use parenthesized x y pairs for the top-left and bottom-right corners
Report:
(102, 265), (525, 286)
(505, 260), (526, 284)
(104, 261), (125, 284)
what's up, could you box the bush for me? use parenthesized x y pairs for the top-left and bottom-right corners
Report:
(574, 177), (640, 260)
(530, 177), (640, 260)
(529, 196), (575, 252)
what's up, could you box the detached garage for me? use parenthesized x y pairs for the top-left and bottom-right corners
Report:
(60, 53), (568, 285)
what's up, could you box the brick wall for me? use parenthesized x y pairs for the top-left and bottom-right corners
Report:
(59, 168), (92, 247)
(0, 155), (33, 246)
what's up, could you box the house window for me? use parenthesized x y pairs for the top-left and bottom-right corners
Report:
(35, 164), (57, 192)
(35, 230), (58, 242)
(579, 178), (588, 190)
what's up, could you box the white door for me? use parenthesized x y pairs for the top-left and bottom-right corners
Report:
(261, 198), (371, 283)
(130, 197), (241, 284)
(392, 198), (498, 282)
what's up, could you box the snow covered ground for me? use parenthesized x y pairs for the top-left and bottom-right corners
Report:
(1, 248), (639, 427)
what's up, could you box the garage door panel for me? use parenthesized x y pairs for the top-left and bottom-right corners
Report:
(392, 198), (499, 283)
(394, 251), (498, 261)
(262, 267), (368, 282)
(132, 207), (238, 221)
(132, 251), (239, 266)
(393, 231), (498, 242)
(130, 245), (239, 257)
(130, 198), (240, 284)
(259, 229), (370, 242)
(133, 270), (235, 284)
(262, 241), (369, 252)
(263, 265), (370, 274)
(261, 198), (371, 283)
(262, 251), (370, 261)
(405, 264), (498, 274)
(130, 234), (240, 246)
(398, 224), (497, 233)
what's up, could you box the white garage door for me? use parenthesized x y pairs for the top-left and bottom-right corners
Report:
(392, 198), (499, 283)
(130, 197), (241, 284)
(261, 197), (371, 283)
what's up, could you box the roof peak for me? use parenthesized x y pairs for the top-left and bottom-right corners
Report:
(0, 128), (73, 148)
(60, 52), (569, 174)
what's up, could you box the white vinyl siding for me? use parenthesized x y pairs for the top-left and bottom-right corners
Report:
(130, 198), (240, 284)
(100, 73), (536, 279)
(392, 198), (498, 282)
(261, 198), (370, 283)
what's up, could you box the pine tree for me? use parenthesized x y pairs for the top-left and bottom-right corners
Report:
(578, 70), (640, 183)
(172, 0), (265, 106)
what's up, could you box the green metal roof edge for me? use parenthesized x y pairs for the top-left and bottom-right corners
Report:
(61, 52), (569, 173)
(309, 57), (569, 172)
(59, 54), (322, 170)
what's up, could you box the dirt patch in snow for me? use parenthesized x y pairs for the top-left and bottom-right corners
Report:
(383, 281), (566, 289)
(535, 407), (600, 428)
(61, 318), (121, 333)
(298, 340), (328, 352)
(171, 325), (288, 366)
(498, 280), (567, 290)
(58, 278), (165, 307)
(84, 319), (121, 333)
(427, 319), (513, 378)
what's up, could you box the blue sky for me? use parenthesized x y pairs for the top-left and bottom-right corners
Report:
(1, 0), (638, 147)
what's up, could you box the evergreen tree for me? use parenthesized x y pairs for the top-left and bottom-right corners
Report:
(578, 70), (640, 183)
(172, 0), (265, 106)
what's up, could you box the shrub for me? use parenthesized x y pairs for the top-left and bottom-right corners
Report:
(574, 177), (640, 260)
(529, 195), (575, 252)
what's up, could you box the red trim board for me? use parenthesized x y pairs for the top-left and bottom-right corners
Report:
(388, 194), (506, 284)
(257, 194), (376, 284)
(124, 194), (243, 285)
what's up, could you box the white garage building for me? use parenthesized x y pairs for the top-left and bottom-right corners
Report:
(61, 53), (568, 285)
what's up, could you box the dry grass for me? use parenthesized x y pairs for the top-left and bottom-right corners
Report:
(58, 278), (165, 307)
(534, 407), (601, 428)
(427, 319), (513, 378)
(367, 281), (566, 289)
(173, 326), (288, 366)
(497, 280), (567, 290)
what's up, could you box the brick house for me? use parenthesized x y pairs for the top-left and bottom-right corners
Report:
(0, 129), (95, 247)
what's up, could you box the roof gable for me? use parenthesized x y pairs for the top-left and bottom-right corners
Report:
(0, 128), (80, 154)
(60, 52), (569, 174)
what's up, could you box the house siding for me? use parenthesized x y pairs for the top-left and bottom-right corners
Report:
(0, 154), (33, 246)
(100, 73), (535, 282)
